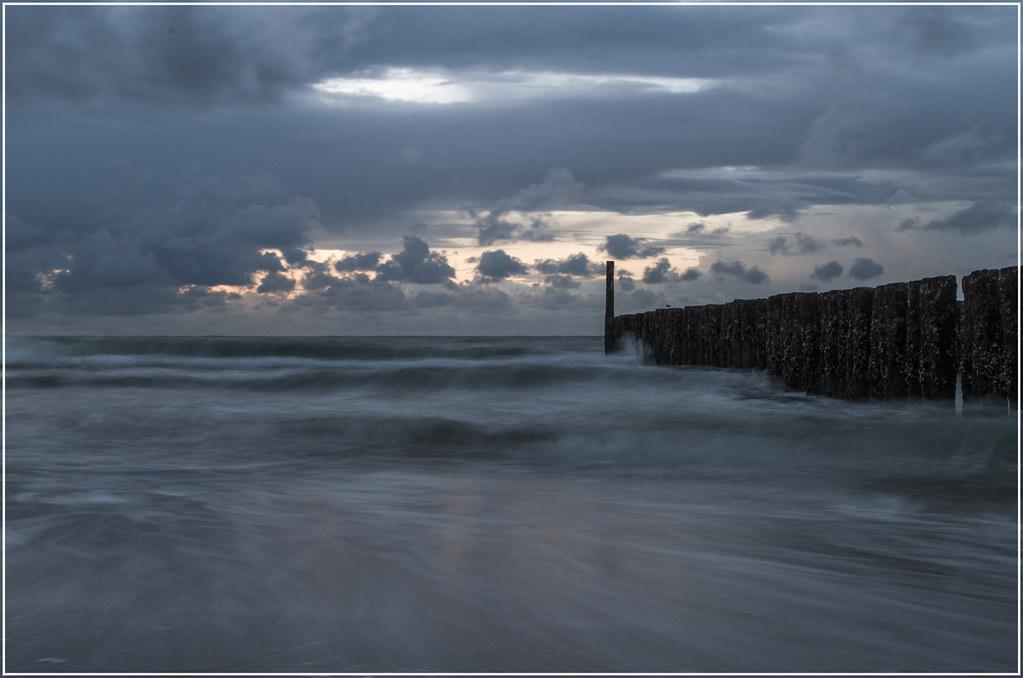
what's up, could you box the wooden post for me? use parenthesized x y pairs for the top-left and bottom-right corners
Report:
(905, 280), (922, 398)
(999, 267), (1018, 405)
(869, 282), (909, 399)
(604, 260), (615, 354)
(846, 287), (874, 399)
(917, 275), (957, 400)
(752, 298), (769, 370)
(961, 269), (1003, 404)
(791, 292), (821, 391)
(815, 290), (848, 397)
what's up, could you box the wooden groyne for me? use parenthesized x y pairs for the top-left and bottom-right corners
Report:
(605, 262), (1019, 405)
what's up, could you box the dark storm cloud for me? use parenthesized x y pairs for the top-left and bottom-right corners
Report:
(897, 7), (985, 57)
(616, 271), (636, 292)
(623, 287), (661, 311)
(335, 251), (383, 272)
(301, 261), (344, 290)
(8, 48), (1014, 238)
(919, 127), (1008, 166)
(641, 259), (673, 284)
(710, 260), (769, 285)
(4, 6), (359, 105)
(49, 228), (162, 294)
(533, 253), (603, 277)
(6, 220), (239, 316)
(0, 7), (805, 104)
(848, 257), (885, 280)
(747, 203), (802, 223)
(412, 284), (515, 315)
(679, 222), (729, 239)
(590, 162), (1014, 219)
(811, 261), (844, 282)
(6, 177), (318, 316)
(831, 236), (864, 248)
(641, 258), (701, 285)
(137, 192), (313, 287)
(679, 267), (702, 282)
(3, 5), (1016, 331)
(662, 223), (732, 250)
(477, 250), (528, 280)
(474, 214), (553, 247)
(301, 273), (411, 312)
(374, 236), (454, 284)
(292, 264), (516, 315)
(767, 233), (826, 256)
(257, 271), (297, 294)
(281, 247), (310, 264)
(543, 274), (581, 290)
(521, 286), (585, 312)
(10, 6), (1009, 104)
(472, 169), (582, 245)
(600, 234), (665, 260)
(896, 200), (1016, 234)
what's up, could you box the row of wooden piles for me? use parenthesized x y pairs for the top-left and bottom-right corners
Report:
(608, 266), (1018, 404)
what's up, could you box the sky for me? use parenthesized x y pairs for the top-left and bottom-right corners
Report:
(4, 4), (1018, 335)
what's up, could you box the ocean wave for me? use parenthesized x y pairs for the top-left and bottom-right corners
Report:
(7, 335), (597, 364)
(6, 356), (704, 393)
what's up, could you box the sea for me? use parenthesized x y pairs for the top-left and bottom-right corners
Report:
(4, 335), (1018, 672)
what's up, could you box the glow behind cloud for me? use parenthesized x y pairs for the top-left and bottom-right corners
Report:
(313, 68), (713, 105)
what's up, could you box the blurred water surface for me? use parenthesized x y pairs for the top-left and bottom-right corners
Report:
(5, 335), (1017, 672)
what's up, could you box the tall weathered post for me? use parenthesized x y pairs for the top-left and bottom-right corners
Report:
(961, 266), (1019, 406)
(961, 268), (1003, 403)
(999, 267), (1018, 405)
(604, 260), (615, 354)
(917, 275), (958, 400)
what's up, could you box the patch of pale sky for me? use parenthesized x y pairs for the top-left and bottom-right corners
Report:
(312, 68), (714, 106)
